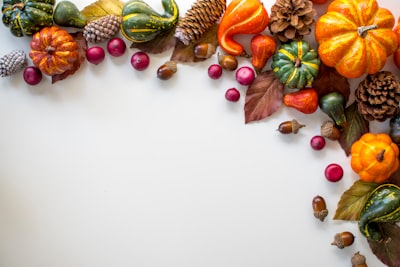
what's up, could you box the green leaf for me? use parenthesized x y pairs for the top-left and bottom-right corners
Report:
(333, 180), (379, 221)
(339, 101), (369, 156)
(368, 223), (400, 267)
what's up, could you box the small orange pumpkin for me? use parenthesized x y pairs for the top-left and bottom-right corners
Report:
(393, 16), (400, 70)
(350, 133), (400, 184)
(314, 0), (398, 79)
(29, 26), (79, 76)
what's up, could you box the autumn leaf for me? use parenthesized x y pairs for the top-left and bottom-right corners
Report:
(52, 32), (87, 84)
(313, 63), (351, 103)
(170, 24), (219, 63)
(339, 101), (370, 156)
(333, 180), (378, 221)
(244, 70), (284, 123)
(130, 27), (177, 54)
(387, 168), (400, 187)
(81, 0), (124, 22)
(368, 223), (400, 267)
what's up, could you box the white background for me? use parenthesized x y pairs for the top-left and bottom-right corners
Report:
(0, 0), (398, 266)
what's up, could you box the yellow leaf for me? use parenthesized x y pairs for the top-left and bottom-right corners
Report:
(81, 0), (124, 22)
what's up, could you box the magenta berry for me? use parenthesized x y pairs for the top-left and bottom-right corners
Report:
(208, 64), (223, 79)
(23, 66), (42, 85)
(107, 37), (126, 57)
(235, 66), (255, 86)
(324, 163), (344, 182)
(310, 135), (326, 150)
(131, 51), (150, 71)
(86, 46), (105, 65)
(225, 88), (240, 102)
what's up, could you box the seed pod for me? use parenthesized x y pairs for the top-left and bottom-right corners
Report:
(351, 251), (367, 267)
(331, 231), (355, 249)
(321, 120), (341, 140)
(193, 42), (216, 59)
(218, 53), (238, 71)
(157, 61), (177, 80)
(277, 119), (305, 134)
(312, 195), (328, 221)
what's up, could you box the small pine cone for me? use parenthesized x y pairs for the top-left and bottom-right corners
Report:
(0, 50), (27, 77)
(83, 14), (122, 43)
(355, 71), (400, 122)
(268, 0), (316, 43)
(175, 0), (226, 45)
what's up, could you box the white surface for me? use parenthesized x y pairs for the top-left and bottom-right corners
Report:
(0, 0), (398, 266)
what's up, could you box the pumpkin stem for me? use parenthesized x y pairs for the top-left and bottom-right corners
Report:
(357, 25), (378, 37)
(45, 46), (56, 54)
(294, 57), (301, 68)
(376, 149), (385, 162)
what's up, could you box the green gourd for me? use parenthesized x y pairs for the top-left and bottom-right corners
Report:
(319, 92), (347, 128)
(271, 40), (320, 89)
(2, 0), (55, 37)
(53, 1), (87, 28)
(358, 184), (400, 241)
(120, 0), (179, 43)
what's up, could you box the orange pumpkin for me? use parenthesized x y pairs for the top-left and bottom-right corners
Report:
(314, 0), (398, 79)
(350, 133), (400, 184)
(29, 26), (79, 76)
(393, 17), (400, 70)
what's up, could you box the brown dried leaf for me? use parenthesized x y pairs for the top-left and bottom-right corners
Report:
(81, 0), (124, 22)
(333, 180), (378, 221)
(368, 223), (400, 267)
(52, 32), (87, 84)
(387, 168), (400, 187)
(170, 24), (219, 63)
(339, 101), (369, 156)
(130, 26), (177, 54)
(313, 63), (351, 102)
(244, 70), (284, 123)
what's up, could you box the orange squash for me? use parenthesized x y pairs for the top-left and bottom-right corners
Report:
(314, 0), (398, 79)
(217, 0), (269, 56)
(350, 133), (400, 184)
(29, 26), (79, 76)
(393, 17), (400, 70)
(250, 33), (277, 74)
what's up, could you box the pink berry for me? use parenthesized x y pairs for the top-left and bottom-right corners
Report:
(131, 51), (150, 71)
(235, 66), (255, 86)
(107, 37), (126, 57)
(310, 135), (326, 150)
(23, 66), (42, 85)
(86, 46), (105, 65)
(208, 64), (223, 79)
(324, 163), (343, 182)
(225, 88), (240, 102)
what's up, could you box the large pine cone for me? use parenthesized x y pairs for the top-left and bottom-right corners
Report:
(83, 14), (121, 43)
(0, 50), (27, 77)
(268, 0), (316, 43)
(355, 71), (400, 122)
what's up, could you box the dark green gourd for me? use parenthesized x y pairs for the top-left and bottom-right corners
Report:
(53, 0), (87, 28)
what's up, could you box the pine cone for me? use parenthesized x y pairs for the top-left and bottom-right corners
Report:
(355, 71), (400, 122)
(0, 50), (27, 77)
(83, 14), (122, 43)
(268, 0), (316, 43)
(174, 0), (226, 45)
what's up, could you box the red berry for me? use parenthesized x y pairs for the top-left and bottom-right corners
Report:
(107, 37), (126, 57)
(131, 51), (150, 71)
(324, 163), (343, 182)
(235, 66), (255, 85)
(208, 64), (223, 79)
(225, 88), (240, 102)
(23, 66), (42, 85)
(86, 46), (105, 65)
(310, 135), (326, 150)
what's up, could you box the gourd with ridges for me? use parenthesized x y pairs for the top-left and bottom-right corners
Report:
(358, 184), (400, 242)
(271, 40), (320, 89)
(120, 0), (179, 43)
(2, 0), (55, 37)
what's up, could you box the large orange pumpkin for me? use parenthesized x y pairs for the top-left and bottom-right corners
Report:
(29, 26), (79, 76)
(314, 0), (398, 79)
(350, 133), (400, 184)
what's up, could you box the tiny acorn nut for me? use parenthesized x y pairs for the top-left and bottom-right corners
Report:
(351, 251), (367, 267)
(312, 195), (328, 222)
(331, 231), (355, 249)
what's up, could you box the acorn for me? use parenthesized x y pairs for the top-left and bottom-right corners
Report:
(193, 42), (216, 59)
(312, 195), (328, 222)
(351, 251), (368, 267)
(277, 119), (305, 134)
(157, 61), (177, 80)
(331, 231), (355, 249)
(218, 53), (238, 71)
(320, 120), (341, 140)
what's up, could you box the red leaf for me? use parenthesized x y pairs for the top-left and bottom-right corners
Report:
(368, 223), (400, 267)
(244, 70), (284, 123)
(52, 32), (87, 84)
(130, 27), (177, 54)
